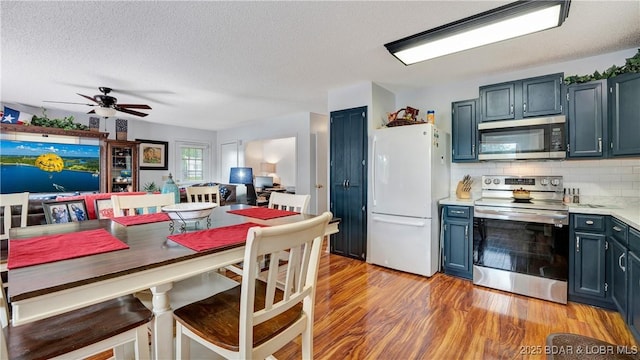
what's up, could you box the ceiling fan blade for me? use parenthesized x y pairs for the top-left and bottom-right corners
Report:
(77, 93), (98, 103)
(117, 104), (152, 109)
(115, 107), (149, 117)
(43, 100), (94, 106)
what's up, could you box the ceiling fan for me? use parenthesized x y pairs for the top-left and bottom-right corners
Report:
(44, 87), (152, 117)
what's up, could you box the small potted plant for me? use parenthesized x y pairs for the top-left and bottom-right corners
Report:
(142, 181), (159, 193)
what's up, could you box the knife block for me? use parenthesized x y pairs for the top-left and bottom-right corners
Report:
(456, 181), (471, 199)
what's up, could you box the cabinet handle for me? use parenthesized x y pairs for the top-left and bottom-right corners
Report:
(598, 138), (602, 153)
(451, 210), (464, 214)
(342, 180), (347, 188)
(576, 236), (580, 252)
(585, 220), (594, 225)
(619, 252), (626, 272)
(346, 179), (350, 188)
(472, 144), (475, 155)
(465, 225), (468, 238)
(523, 103), (527, 113)
(613, 226), (623, 232)
(510, 104), (514, 114)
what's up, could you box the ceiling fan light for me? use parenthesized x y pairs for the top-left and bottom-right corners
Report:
(385, 0), (571, 65)
(94, 106), (117, 117)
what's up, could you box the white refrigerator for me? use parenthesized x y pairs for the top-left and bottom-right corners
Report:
(369, 123), (450, 277)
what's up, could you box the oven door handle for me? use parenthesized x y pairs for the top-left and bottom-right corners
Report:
(474, 207), (568, 225)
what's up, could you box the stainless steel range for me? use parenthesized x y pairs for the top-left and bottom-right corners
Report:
(473, 175), (569, 303)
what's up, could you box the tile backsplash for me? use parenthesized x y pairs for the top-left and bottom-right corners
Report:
(451, 158), (640, 198)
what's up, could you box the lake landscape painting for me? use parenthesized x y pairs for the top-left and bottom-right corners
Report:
(0, 139), (100, 194)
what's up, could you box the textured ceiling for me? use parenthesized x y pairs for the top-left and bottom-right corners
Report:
(1, 1), (639, 131)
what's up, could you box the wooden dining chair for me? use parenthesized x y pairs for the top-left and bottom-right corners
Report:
(268, 192), (310, 213)
(185, 185), (221, 205)
(173, 212), (332, 360)
(0, 277), (153, 360)
(111, 193), (175, 217)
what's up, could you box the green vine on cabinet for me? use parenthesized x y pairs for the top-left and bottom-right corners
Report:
(565, 48), (640, 85)
(29, 109), (90, 130)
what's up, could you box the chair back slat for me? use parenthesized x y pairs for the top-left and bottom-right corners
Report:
(0, 277), (9, 328)
(0, 192), (29, 240)
(111, 193), (175, 217)
(240, 212), (331, 349)
(186, 186), (220, 205)
(268, 193), (310, 213)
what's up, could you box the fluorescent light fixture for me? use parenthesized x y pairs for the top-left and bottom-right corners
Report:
(385, 0), (571, 65)
(94, 106), (117, 117)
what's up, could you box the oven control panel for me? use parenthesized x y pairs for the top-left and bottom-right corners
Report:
(481, 175), (563, 192)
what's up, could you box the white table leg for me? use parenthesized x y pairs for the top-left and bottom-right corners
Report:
(150, 283), (174, 360)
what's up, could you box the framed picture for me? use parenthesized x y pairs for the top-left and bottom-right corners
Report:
(137, 139), (168, 170)
(43, 200), (88, 224)
(95, 198), (116, 219)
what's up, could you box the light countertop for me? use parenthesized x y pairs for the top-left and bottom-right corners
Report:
(438, 196), (477, 207)
(439, 196), (640, 231)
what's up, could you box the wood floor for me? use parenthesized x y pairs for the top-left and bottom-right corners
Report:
(90, 248), (637, 359)
(271, 250), (638, 360)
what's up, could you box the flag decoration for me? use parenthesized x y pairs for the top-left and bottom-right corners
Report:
(2, 106), (33, 124)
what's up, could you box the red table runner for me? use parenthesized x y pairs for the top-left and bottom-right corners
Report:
(167, 222), (266, 252)
(227, 207), (298, 220)
(112, 213), (170, 226)
(8, 228), (129, 269)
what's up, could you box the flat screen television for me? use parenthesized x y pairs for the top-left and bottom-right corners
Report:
(0, 139), (100, 194)
(254, 176), (274, 189)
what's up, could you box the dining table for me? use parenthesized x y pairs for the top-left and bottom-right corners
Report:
(7, 204), (339, 359)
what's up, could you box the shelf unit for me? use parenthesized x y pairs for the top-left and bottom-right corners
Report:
(104, 140), (140, 193)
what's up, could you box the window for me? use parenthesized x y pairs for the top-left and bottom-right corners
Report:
(176, 141), (209, 183)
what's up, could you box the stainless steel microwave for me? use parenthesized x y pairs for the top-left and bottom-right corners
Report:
(477, 115), (566, 160)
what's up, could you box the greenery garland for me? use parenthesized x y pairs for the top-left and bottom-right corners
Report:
(30, 109), (90, 130)
(565, 49), (640, 85)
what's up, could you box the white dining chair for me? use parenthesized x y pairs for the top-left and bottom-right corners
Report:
(0, 192), (29, 241)
(111, 193), (175, 217)
(0, 277), (153, 360)
(185, 185), (221, 205)
(173, 212), (332, 359)
(262, 192), (312, 285)
(268, 192), (310, 213)
(0, 192), (29, 285)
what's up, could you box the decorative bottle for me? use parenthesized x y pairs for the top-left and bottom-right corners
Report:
(161, 173), (180, 204)
(563, 189), (571, 204)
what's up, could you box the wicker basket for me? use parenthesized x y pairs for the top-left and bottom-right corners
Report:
(386, 119), (426, 127)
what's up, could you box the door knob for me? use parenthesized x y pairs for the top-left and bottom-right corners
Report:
(315, 184), (324, 189)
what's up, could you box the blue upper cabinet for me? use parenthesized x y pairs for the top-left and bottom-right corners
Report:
(479, 82), (516, 121)
(451, 99), (478, 162)
(609, 73), (640, 157)
(567, 80), (607, 158)
(480, 73), (563, 122)
(522, 73), (564, 117)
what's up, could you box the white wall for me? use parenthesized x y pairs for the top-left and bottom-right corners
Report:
(245, 137), (296, 187)
(215, 112), (317, 200)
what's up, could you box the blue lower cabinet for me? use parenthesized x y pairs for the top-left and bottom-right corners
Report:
(568, 214), (614, 309)
(442, 206), (473, 279)
(627, 251), (640, 340)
